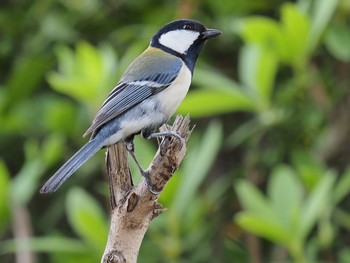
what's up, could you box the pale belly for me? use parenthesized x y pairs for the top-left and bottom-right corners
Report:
(156, 64), (192, 118)
(102, 64), (192, 146)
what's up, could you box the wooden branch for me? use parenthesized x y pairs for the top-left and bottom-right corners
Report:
(101, 115), (193, 263)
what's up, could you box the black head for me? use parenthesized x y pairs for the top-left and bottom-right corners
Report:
(150, 19), (221, 73)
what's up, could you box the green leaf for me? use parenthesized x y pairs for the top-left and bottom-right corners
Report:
(177, 89), (255, 117)
(239, 3), (310, 67)
(225, 118), (261, 148)
(268, 165), (302, 229)
(48, 41), (117, 107)
(308, 0), (339, 52)
(11, 139), (46, 205)
(333, 168), (350, 204)
(0, 86), (6, 113)
(10, 139), (52, 204)
(43, 97), (78, 134)
(239, 17), (287, 59)
(48, 43), (99, 103)
(300, 173), (335, 239)
(335, 209), (350, 231)
(5, 55), (51, 108)
(98, 42), (120, 86)
(173, 121), (222, 214)
(57, 45), (75, 75)
(180, 64), (256, 118)
(235, 180), (274, 219)
(60, 0), (101, 15)
(11, 159), (44, 204)
(281, 3), (310, 65)
(235, 212), (290, 245)
(339, 248), (350, 263)
(192, 67), (243, 93)
(318, 218), (334, 248)
(292, 150), (324, 190)
(66, 188), (108, 252)
(238, 45), (277, 109)
(41, 134), (65, 167)
(76, 41), (104, 88)
(0, 160), (10, 236)
(325, 24), (350, 62)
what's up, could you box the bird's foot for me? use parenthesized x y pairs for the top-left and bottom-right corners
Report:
(140, 169), (160, 195)
(142, 129), (184, 149)
(125, 139), (160, 195)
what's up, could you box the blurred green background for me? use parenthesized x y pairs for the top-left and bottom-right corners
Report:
(1, 0), (350, 262)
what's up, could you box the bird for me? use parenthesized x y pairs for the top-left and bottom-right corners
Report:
(40, 19), (221, 194)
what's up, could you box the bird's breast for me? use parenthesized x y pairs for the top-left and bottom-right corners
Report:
(155, 64), (192, 118)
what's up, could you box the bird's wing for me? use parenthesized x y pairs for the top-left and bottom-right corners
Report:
(83, 48), (183, 137)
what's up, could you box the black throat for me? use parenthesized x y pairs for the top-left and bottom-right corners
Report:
(150, 38), (205, 74)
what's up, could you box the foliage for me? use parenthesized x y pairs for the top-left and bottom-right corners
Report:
(1, 0), (350, 262)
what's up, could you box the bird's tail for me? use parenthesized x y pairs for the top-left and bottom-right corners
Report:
(40, 139), (104, 193)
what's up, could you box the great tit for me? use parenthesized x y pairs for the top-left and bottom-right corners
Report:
(40, 19), (221, 194)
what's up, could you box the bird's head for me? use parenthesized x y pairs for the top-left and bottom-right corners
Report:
(150, 19), (221, 72)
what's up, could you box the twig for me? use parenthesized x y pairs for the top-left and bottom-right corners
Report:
(101, 115), (193, 263)
(11, 201), (36, 263)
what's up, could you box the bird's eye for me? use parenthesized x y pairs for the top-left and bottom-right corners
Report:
(183, 24), (194, 30)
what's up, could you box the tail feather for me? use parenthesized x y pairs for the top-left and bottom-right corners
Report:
(40, 139), (103, 193)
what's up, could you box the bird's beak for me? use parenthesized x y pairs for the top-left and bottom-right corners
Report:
(201, 29), (222, 39)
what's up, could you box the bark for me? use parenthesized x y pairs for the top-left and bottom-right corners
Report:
(101, 115), (193, 263)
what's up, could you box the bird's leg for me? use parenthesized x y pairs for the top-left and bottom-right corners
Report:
(125, 137), (143, 174)
(141, 128), (185, 149)
(125, 136), (159, 195)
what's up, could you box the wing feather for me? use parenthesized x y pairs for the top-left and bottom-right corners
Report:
(83, 51), (182, 137)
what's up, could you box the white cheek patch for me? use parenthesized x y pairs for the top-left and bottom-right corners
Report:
(159, 30), (200, 54)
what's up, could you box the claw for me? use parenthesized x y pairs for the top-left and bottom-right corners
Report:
(146, 130), (184, 149)
(125, 141), (160, 195)
(125, 129), (183, 195)
(141, 170), (160, 195)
